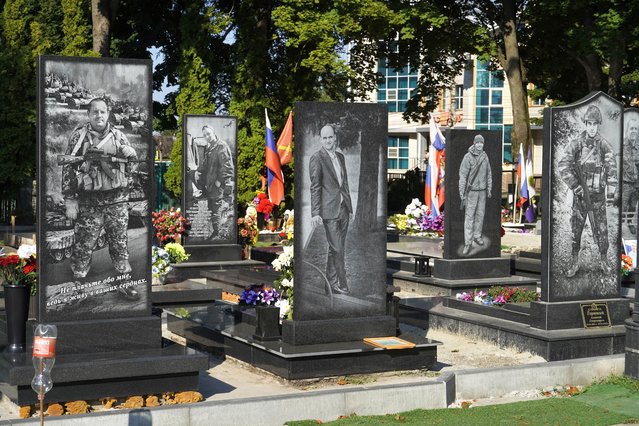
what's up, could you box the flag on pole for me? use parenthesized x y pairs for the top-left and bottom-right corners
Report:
(425, 116), (446, 217)
(517, 147), (534, 223)
(525, 144), (536, 222)
(276, 111), (293, 166)
(265, 109), (284, 205)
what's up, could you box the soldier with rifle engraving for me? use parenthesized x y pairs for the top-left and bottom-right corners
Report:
(459, 134), (492, 256)
(558, 105), (619, 277)
(61, 97), (139, 298)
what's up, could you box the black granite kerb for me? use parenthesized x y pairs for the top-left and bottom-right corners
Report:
(433, 257), (511, 280)
(282, 316), (397, 345)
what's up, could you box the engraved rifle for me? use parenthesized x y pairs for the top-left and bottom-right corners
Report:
(573, 160), (600, 243)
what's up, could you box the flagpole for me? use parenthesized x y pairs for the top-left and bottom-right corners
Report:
(513, 165), (519, 223)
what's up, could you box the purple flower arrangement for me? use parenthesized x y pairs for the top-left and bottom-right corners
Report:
(239, 284), (281, 307)
(456, 286), (539, 306)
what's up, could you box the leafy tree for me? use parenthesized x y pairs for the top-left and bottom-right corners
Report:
(524, 0), (639, 105)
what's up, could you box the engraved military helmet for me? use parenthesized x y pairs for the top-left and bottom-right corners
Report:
(582, 105), (602, 124)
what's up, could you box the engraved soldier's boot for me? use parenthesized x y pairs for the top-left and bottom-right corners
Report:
(565, 254), (579, 278)
(601, 254), (612, 274)
(113, 259), (132, 274)
(462, 244), (471, 256)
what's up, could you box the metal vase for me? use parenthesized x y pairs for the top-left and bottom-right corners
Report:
(4, 285), (30, 353)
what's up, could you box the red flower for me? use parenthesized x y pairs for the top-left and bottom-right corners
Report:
(23, 264), (36, 274)
(0, 255), (20, 266)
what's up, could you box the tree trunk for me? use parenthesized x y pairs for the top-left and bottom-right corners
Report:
(608, 51), (624, 101)
(499, 0), (531, 160)
(92, 0), (110, 57)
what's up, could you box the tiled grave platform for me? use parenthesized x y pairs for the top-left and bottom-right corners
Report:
(165, 302), (440, 380)
(201, 268), (281, 295)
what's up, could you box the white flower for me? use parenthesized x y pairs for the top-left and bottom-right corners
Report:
(276, 299), (291, 319)
(17, 244), (36, 259)
(280, 278), (293, 288)
(246, 206), (257, 217)
(455, 293), (462, 300)
(272, 258), (282, 271)
(474, 295), (483, 303)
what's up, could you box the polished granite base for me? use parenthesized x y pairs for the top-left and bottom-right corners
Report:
(165, 302), (440, 380)
(626, 319), (639, 379)
(401, 297), (627, 361)
(151, 280), (222, 305)
(0, 341), (208, 405)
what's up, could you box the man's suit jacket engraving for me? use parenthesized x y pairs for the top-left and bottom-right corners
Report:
(310, 148), (352, 220)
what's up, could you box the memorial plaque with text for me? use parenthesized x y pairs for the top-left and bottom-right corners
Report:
(580, 302), (612, 328)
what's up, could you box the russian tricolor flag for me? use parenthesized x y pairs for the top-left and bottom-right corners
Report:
(517, 147), (534, 223)
(265, 109), (284, 205)
(425, 116), (445, 217)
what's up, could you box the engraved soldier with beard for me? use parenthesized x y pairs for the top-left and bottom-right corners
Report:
(62, 98), (138, 298)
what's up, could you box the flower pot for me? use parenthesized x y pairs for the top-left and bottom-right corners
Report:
(252, 306), (281, 341)
(4, 284), (30, 353)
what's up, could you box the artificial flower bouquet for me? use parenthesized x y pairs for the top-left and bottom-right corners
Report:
(152, 207), (189, 246)
(151, 246), (172, 279)
(388, 199), (444, 236)
(621, 254), (633, 276)
(253, 191), (274, 221)
(164, 242), (190, 264)
(272, 244), (294, 319)
(237, 214), (259, 247)
(239, 284), (280, 306)
(456, 285), (539, 306)
(0, 244), (37, 295)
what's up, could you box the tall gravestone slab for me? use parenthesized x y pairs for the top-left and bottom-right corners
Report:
(283, 101), (395, 344)
(623, 109), (639, 378)
(436, 129), (508, 279)
(9, 55), (208, 405)
(621, 108), (639, 241)
(181, 114), (240, 262)
(535, 91), (628, 332)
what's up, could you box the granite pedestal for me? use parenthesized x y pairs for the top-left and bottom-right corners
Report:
(151, 279), (222, 305)
(165, 302), (440, 380)
(402, 296), (629, 361)
(0, 313), (208, 405)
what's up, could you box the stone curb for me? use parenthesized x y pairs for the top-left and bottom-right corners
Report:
(0, 354), (625, 425)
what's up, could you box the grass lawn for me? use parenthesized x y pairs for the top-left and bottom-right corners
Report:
(287, 378), (639, 426)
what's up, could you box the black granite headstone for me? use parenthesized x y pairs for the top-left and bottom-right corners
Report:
(621, 108), (639, 241)
(182, 115), (237, 245)
(38, 56), (153, 322)
(541, 91), (622, 302)
(22, 55), (207, 406)
(443, 129), (502, 259)
(288, 102), (394, 343)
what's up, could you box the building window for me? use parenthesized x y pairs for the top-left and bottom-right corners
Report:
(377, 57), (419, 113)
(388, 136), (409, 170)
(476, 59), (510, 161)
(455, 85), (464, 110)
(532, 97), (545, 106)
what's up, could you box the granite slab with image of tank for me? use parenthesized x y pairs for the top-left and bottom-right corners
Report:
(443, 129), (502, 260)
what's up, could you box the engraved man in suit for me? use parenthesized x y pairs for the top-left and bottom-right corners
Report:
(310, 124), (353, 295)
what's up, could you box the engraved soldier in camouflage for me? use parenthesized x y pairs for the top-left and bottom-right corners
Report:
(195, 125), (234, 240)
(558, 105), (619, 277)
(622, 117), (639, 234)
(61, 98), (138, 296)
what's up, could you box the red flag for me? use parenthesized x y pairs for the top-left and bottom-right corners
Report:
(265, 110), (284, 205)
(276, 111), (293, 166)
